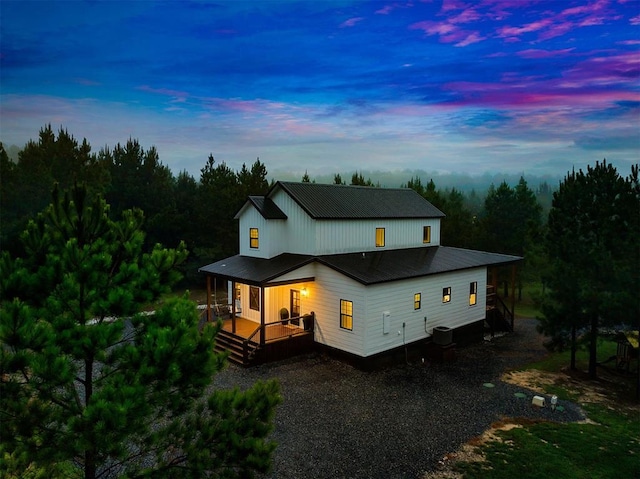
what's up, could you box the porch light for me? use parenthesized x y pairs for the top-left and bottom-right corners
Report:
(301, 287), (308, 297)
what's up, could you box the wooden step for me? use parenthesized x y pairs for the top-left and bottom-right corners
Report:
(214, 329), (260, 367)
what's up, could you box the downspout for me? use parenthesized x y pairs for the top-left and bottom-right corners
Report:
(260, 286), (266, 347)
(231, 280), (236, 334)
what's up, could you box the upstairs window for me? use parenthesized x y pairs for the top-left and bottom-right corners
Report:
(249, 228), (259, 249)
(469, 281), (477, 306)
(376, 228), (385, 247)
(414, 293), (422, 310)
(340, 299), (353, 330)
(423, 226), (431, 244)
(442, 286), (451, 303)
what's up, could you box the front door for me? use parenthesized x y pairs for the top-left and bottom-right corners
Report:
(290, 289), (301, 318)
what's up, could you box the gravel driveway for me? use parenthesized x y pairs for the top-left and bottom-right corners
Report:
(212, 317), (584, 479)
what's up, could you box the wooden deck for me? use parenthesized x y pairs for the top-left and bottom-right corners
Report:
(220, 317), (307, 343)
(206, 314), (315, 366)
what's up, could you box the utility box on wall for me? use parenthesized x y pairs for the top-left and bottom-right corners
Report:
(382, 312), (390, 334)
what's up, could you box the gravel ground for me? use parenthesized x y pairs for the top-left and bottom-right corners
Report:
(212, 318), (585, 479)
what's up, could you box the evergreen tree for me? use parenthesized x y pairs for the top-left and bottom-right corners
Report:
(538, 161), (637, 378)
(0, 184), (281, 478)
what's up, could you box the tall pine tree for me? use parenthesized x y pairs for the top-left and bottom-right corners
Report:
(0, 184), (281, 478)
(539, 161), (638, 379)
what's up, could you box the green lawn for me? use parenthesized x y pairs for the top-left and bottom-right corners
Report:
(452, 339), (640, 479)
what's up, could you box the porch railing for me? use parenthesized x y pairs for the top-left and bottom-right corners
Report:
(243, 312), (315, 364)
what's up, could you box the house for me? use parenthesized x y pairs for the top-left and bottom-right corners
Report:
(199, 181), (521, 367)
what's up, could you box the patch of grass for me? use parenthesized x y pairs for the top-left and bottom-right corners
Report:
(514, 281), (544, 318)
(454, 334), (640, 479)
(524, 337), (619, 373)
(455, 403), (640, 479)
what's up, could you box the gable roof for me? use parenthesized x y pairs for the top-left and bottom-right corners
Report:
(246, 196), (287, 219)
(199, 247), (521, 286)
(272, 181), (445, 220)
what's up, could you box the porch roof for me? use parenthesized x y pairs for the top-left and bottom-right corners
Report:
(199, 253), (314, 286)
(199, 246), (521, 286)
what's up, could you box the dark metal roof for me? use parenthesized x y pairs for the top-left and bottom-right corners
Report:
(199, 253), (314, 285)
(199, 247), (521, 286)
(272, 181), (445, 219)
(247, 196), (287, 219)
(317, 247), (522, 285)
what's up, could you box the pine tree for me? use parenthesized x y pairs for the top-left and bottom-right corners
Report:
(539, 161), (637, 378)
(0, 184), (281, 478)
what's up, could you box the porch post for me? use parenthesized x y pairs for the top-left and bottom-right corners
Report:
(510, 264), (517, 330)
(206, 275), (212, 323)
(260, 286), (266, 347)
(231, 280), (236, 334)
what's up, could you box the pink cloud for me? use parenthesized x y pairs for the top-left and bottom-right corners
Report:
(455, 31), (485, 46)
(340, 17), (364, 28)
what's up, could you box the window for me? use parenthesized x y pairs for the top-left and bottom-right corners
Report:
(376, 228), (385, 247)
(249, 286), (260, 311)
(414, 293), (421, 310)
(442, 286), (451, 303)
(469, 281), (477, 306)
(423, 226), (431, 244)
(340, 299), (353, 330)
(290, 289), (300, 317)
(249, 228), (259, 249)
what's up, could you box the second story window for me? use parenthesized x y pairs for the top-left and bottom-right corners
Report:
(423, 226), (431, 244)
(414, 293), (421, 310)
(249, 228), (259, 249)
(442, 286), (451, 303)
(376, 228), (385, 247)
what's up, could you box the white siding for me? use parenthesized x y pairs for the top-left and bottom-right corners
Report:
(362, 268), (487, 357)
(267, 189), (317, 255)
(301, 264), (367, 356)
(315, 218), (441, 254)
(237, 189), (442, 257)
(237, 207), (278, 259)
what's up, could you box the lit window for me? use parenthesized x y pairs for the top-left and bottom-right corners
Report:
(423, 226), (431, 244)
(442, 287), (451, 303)
(249, 228), (259, 249)
(376, 228), (385, 247)
(340, 299), (353, 330)
(250, 286), (260, 311)
(469, 281), (477, 306)
(414, 293), (421, 310)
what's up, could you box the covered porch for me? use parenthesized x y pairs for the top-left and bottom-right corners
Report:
(199, 253), (317, 366)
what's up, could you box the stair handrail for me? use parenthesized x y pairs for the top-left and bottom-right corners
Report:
(495, 294), (514, 330)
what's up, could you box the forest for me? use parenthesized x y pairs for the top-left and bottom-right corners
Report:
(1, 125), (553, 290)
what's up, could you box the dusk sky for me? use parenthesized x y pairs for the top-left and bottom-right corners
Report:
(1, 0), (639, 180)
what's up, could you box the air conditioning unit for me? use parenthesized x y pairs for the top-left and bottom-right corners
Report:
(433, 326), (453, 345)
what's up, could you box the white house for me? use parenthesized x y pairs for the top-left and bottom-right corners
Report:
(199, 181), (521, 366)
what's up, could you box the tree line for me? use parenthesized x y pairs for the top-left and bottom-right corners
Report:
(2, 125), (553, 287)
(2, 125), (638, 383)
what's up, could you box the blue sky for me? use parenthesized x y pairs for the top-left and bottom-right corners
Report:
(1, 0), (638, 180)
